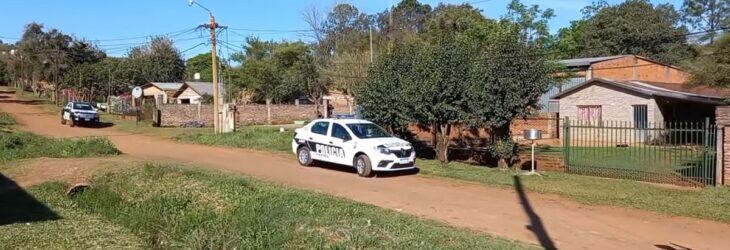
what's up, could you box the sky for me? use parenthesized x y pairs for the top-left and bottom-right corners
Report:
(0, 0), (682, 59)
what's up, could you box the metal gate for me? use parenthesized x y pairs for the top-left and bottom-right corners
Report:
(563, 117), (717, 187)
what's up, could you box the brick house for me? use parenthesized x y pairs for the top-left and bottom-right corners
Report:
(548, 55), (728, 125)
(141, 82), (182, 104)
(171, 82), (215, 104)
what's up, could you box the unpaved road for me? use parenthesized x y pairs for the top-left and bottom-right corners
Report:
(2, 88), (730, 250)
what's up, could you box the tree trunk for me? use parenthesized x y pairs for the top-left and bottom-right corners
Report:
(436, 123), (451, 163)
(492, 125), (511, 169)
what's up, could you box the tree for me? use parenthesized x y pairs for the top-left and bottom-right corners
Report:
(681, 0), (730, 44)
(548, 20), (587, 59)
(503, 0), (555, 46)
(684, 33), (730, 86)
(467, 26), (560, 167)
(185, 52), (213, 81)
(377, 0), (433, 47)
(578, 0), (692, 64)
(128, 36), (185, 83)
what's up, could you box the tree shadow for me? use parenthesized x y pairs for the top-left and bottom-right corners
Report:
(79, 122), (115, 129)
(0, 90), (16, 94)
(513, 175), (556, 250)
(0, 173), (60, 226)
(654, 243), (692, 250)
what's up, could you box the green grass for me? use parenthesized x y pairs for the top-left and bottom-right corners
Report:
(1, 163), (531, 249)
(0, 112), (120, 163)
(418, 160), (730, 223)
(174, 126), (294, 153)
(0, 182), (144, 248)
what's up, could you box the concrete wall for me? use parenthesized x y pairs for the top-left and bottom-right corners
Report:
(558, 83), (663, 125)
(716, 106), (730, 186)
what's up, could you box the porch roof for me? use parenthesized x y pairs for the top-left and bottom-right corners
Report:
(552, 78), (727, 105)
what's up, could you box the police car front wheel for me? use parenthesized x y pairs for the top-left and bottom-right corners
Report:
(355, 155), (373, 177)
(297, 147), (314, 166)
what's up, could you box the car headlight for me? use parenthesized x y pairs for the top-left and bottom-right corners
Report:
(376, 145), (391, 155)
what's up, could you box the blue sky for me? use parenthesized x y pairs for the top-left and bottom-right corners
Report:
(0, 0), (682, 58)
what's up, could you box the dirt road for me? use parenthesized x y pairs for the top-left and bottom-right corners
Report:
(2, 88), (730, 250)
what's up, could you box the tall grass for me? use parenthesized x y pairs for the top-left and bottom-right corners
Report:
(175, 126), (293, 153)
(59, 164), (528, 249)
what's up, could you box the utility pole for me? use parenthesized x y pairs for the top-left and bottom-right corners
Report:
(189, 0), (221, 133)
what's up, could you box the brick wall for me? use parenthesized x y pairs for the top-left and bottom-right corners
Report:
(236, 104), (320, 126)
(717, 106), (730, 186)
(159, 104), (214, 127)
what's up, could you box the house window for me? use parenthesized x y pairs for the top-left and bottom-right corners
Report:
(180, 99), (190, 104)
(577, 105), (602, 124)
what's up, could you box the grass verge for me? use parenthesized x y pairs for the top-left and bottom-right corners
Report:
(418, 160), (730, 223)
(0, 112), (120, 163)
(174, 126), (294, 152)
(1, 163), (531, 249)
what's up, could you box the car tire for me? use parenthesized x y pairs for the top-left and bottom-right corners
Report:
(355, 154), (373, 177)
(297, 146), (314, 166)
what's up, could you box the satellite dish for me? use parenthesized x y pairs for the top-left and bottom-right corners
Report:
(132, 86), (143, 98)
(194, 73), (201, 80)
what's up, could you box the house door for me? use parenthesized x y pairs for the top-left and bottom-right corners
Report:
(633, 105), (648, 142)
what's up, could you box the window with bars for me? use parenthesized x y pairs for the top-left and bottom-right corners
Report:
(577, 105), (602, 124)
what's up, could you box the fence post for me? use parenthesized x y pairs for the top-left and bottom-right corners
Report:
(563, 117), (570, 168)
(716, 126), (724, 186)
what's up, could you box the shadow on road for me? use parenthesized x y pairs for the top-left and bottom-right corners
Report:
(0, 173), (60, 226)
(513, 175), (556, 250)
(0, 90), (16, 94)
(314, 161), (420, 178)
(83, 122), (115, 129)
(0, 99), (44, 105)
(654, 243), (692, 250)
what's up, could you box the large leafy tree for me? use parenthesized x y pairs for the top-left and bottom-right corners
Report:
(128, 36), (185, 83)
(502, 0), (555, 46)
(377, 0), (433, 47)
(684, 33), (730, 86)
(681, 0), (730, 44)
(185, 52), (213, 81)
(578, 0), (692, 64)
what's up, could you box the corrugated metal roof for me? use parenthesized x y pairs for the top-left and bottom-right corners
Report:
(149, 82), (183, 91)
(552, 78), (726, 104)
(558, 55), (628, 67)
(185, 82), (214, 96)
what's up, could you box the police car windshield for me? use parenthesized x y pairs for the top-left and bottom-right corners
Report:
(346, 123), (391, 139)
(73, 103), (94, 111)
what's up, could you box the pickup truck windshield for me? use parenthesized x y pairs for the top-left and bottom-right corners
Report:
(346, 123), (391, 139)
(73, 103), (94, 111)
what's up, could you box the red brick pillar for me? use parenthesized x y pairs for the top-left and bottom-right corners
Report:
(715, 106), (730, 186)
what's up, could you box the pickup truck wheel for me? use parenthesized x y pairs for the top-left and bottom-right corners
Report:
(297, 146), (314, 166)
(355, 155), (373, 177)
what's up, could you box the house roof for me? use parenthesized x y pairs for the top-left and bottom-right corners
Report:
(552, 78), (727, 105)
(558, 55), (627, 67)
(173, 82), (215, 97)
(143, 82), (183, 91)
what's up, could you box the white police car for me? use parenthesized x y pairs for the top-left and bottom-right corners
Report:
(61, 101), (100, 127)
(292, 119), (416, 177)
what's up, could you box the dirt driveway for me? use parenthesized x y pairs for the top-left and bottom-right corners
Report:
(2, 88), (730, 250)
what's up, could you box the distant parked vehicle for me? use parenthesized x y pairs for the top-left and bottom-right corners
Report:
(61, 101), (100, 127)
(292, 118), (416, 177)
